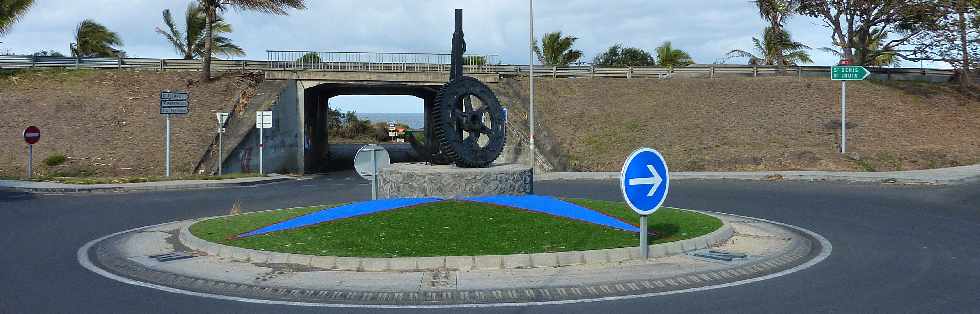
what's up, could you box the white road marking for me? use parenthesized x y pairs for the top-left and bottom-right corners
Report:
(78, 211), (832, 309)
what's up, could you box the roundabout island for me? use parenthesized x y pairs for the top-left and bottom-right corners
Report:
(81, 196), (830, 307)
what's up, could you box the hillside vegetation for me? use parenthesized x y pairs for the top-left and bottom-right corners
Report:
(497, 77), (980, 172)
(0, 69), (254, 178)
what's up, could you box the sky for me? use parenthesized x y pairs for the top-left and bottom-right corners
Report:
(0, 0), (939, 113)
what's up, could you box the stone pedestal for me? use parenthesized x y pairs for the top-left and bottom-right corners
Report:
(378, 163), (533, 199)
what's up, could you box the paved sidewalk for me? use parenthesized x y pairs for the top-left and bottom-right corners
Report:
(537, 164), (980, 185)
(0, 174), (294, 193)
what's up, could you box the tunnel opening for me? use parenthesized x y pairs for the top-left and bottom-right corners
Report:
(303, 83), (440, 173)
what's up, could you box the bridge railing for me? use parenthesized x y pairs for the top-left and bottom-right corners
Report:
(266, 50), (502, 73)
(0, 54), (958, 82)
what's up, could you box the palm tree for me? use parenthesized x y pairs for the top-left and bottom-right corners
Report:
(156, 3), (244, 60)
(656, 41), (694, 68)
(533, 31), (583, 67)
(0, 0), (33, 36)
(727, 27), (813, 66)
(70, 19), (123, 58)
(755, 0), (799, 66)
(199, 0), (306, 80)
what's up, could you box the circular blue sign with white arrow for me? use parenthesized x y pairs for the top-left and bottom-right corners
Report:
(620, 148), (670, 215)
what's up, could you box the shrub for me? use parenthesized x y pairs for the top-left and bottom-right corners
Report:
(44, 154), (67, 167)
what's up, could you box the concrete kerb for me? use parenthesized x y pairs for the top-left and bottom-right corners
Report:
(536, 164), (980, 185)
(0, 174), (295, 194)
(178, 213), (735, 272)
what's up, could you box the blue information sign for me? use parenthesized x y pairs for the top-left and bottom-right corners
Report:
(620, 148), (670, 215)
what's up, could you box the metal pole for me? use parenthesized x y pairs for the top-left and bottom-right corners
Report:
(27, 144), (33, 178)
(640, 215), (649, 259)
(165, 114), (171, 177)
(529, 0), (536, 171)
(371, 149), (378, 200)
(217, 131), (223, 176)
(841, 81), (847, 154)
(259, 127), (264, 175)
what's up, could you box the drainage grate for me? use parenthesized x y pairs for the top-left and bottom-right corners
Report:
(690, 250), (748, 262)
(149, 252), (196, 263)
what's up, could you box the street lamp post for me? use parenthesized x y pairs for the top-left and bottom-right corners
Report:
(529, 0), (536, 171)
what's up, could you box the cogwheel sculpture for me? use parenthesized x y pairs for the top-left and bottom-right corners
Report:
(427, 9), (506, 168)
(433, 77), (507, 168)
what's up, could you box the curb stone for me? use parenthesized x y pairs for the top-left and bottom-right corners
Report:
(178, 213), (736, 272)
(0, 175), (294, 194)
(535, 164), (980, 185)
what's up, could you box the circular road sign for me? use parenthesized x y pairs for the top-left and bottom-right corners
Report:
(23, 126), (41, 145)
(620, 148), (670, 216)
(354, 144), (391, 180)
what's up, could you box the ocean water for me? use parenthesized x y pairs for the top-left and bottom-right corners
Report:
(355, 113), (426, 129)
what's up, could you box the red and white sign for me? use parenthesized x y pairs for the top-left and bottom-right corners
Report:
(23, 126), (41, 145)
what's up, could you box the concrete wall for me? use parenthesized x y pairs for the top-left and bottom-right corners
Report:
(222, 80), (303, 174)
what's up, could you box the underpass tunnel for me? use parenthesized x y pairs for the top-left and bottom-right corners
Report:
(303, 83), (439, 173)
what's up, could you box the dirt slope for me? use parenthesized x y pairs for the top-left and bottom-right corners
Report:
(497, 77), (980, 172)
(0, 69), (254, 178)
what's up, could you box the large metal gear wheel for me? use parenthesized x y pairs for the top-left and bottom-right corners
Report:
(433, 76), (507, 168)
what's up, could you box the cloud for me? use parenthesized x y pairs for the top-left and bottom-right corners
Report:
(1, 0), (853, 66)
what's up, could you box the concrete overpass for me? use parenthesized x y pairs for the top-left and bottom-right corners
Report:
(211, 51), (508, 175)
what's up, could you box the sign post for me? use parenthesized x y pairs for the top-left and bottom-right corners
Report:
(354, 145), (391, 200)
(831, 64), (870, 154)
(23, 126), (40, 178)
(256, 111), (273, 175)
(620, 148), (670, 259)
(216, 113), (229, 176)
(160, 91), (189, 177)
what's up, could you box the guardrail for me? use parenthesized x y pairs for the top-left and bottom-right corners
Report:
(496, 65), (957, 81)
(0, 55), (267, 72)
(0, 54), (957, 82)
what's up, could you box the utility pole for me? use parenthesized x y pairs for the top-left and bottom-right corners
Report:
(529, 0), (536, 171)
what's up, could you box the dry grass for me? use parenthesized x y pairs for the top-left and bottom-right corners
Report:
(498, 77), (980, 172)
(0, 69), (252, 177)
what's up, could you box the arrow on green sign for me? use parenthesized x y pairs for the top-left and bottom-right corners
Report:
(831, 66), (871, 81)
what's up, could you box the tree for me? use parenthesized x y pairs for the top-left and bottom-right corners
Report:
(70, 19), (123, 58)
(295, 52), (320, 63)
(0, 0), (33, 36)
(156, 2), (244, 60)
(33, 50), (65, 57)
(592, 44), (656, 67)
(796, 0), (936, 65)
(908, 0), (979, 92)
(755, 0), (801, 66)
(656, 41), (694, 68)
(199, 0), (306, 80)
(533, 31), (583, 67)
(821, 28), (902, 67)
(464, 55), (488, 65)
(728, 27), (814, 65)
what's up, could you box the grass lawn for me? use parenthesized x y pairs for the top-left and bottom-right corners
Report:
(189, 199), (722, 258)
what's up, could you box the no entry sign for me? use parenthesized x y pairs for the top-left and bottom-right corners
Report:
(23, 126), (41, 145)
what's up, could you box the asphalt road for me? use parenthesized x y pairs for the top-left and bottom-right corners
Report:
(1, 172), (978, 313)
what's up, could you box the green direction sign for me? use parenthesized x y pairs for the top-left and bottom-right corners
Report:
(831, 66), (871, 81)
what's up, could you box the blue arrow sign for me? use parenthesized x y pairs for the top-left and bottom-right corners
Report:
(620, 148), (670, 215)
